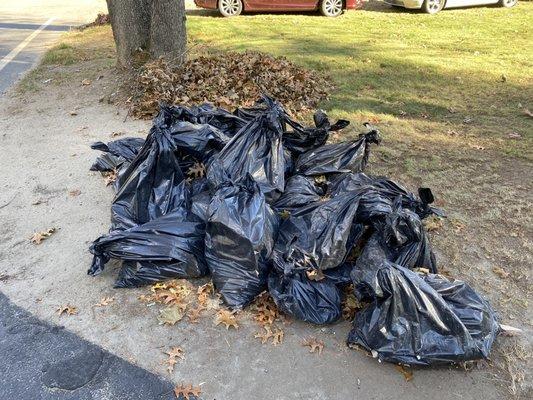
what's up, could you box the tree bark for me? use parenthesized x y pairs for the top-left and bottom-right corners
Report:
(150, 0), (187, 63)
(106, 0), (187, 68)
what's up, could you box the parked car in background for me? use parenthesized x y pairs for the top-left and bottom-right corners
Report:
(385, 0), (518, 14)
(194, 0), (364, 17)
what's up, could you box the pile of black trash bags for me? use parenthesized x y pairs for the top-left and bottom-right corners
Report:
(88, 95), (499, 366)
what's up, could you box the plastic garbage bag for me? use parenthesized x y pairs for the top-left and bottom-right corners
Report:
(88, 207), (208, 287)
(269, 191), (366, 325)
(160, 102), (247, 137)
(328, 173), (442, 221)
(295, 125), (380, 176)
(206, 97), (286, 202)
(268, 263), (352, 325)
(273, 175), (324, 212)
(273, 191), (366, 273)
(151, 106), (231, 162)
(109, 118), (185, 231)
(282, 109), (349, 156)
(235, 98), (349, 156)
(90, 137), (145, 172)
(205, 175), (279, 309)
(348, 260), (499, 365)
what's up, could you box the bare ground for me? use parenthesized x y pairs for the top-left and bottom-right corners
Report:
(0, 52), (531, 399)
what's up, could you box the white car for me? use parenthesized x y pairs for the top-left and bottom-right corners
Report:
(385, 0), (518, 14)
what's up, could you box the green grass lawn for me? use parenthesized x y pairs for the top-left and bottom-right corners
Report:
(186, 2), (532, 159)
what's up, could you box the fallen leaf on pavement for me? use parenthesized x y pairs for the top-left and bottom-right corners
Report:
(69, 189), (81, 197)
(94, 296), (115, 307)
(302, 337), (324, 355)
(164, 346), (185, 373)
(57, 304), (78, 316)
(395, 364), (414, 382)
(159, 305), (186, 326)
(30, 228), (56, 244)
(214, 309), (239, 330)
(255, 326), (273, 344)
(187, 306), (205, 323)
(272, 328), (284, 346)
(173, 384), (201, 400)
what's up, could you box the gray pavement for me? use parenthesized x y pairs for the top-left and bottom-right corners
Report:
(0, 292), (185, 400)
(0, 0), (106, 94)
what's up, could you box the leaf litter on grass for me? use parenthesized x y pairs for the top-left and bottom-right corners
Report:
(127, 51), (332, 119)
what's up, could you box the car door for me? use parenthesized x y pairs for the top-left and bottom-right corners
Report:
(245, 0), (317, 10)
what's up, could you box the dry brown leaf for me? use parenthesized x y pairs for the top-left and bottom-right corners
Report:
(164, 346), (185, 373)
(254, 326), (273, 344)
(159, 305), (186, 326)
(423, 216), (443, 232)
(187, 162), (206, 180)
(30, 228), (56, 244)
(94, 296), (114, 307)
(395, 365), (414, 382)
(214, 309), (239, 330)
(306, 269), (325, 281)
(173, 384), (201, 400)
(68, 189), (81, 197)
(187, 306), (205, 323)
(271, 328), (284, 346)
(493, 266), (510, 279)
(57, 304), (78, 316)
(103, 169), (117, 186)
(302, 337), (324, 355)
(81, 78), (92, 86)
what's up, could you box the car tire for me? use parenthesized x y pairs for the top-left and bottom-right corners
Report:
(498, 0), (517, 7)
(320, 0), (344, 17)
(218, 0), (243, 17)
(422, 0), (445, 13)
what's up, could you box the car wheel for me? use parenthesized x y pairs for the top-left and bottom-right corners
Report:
(498, 0), (517, 7)
(422, 0), (445, 14)
(218, 0), (243, 17)
(320, 0), (344, 17)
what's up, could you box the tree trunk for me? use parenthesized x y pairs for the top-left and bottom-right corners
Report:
(150, 0), (187, 63)
(106, 0), (187, 68)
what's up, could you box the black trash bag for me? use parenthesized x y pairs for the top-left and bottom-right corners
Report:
(205, 174), (279, 309)
(273, 191), (366, 273)
(235, 98), (349, 156)
(110, 117), (186, 231)
(152, 106), (231, 162)
(268, 263), (352, 325)
(206, 97), (286, 202)
(295, 124), (381, 176)
(328, 173), (442, 221)
(90, 137), (145, 172)
(282, 109), (350, 156)
(349, 199), (437, 295)
(347, 260), (499, 365)
(88, 206), (208, 287)
(159, 102), (248, 137)
(273, 175), (324, 212)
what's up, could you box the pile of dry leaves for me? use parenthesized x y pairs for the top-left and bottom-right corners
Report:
(128, 51), (332, 118)
(78, 13), (110, 30)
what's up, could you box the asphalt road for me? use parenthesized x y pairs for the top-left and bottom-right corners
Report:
(0, 0), (106, 94)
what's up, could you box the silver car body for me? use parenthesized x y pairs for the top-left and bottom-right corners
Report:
(384, 0), (500, 9)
